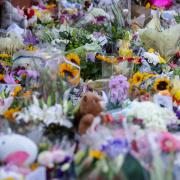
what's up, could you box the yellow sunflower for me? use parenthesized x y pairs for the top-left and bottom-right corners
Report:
(66, 53), (80, 65)
(132, 72), (144, 85)
(59, 63), (80, 85)
(153, 78), (170, 91)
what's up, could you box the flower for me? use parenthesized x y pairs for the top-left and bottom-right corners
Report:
(11, 86), (22, 97)
(24, 45), (38, 51)
(66, 53), (80, 65)
(132, 72), (144, 85)
(0, 54), (11, 59)
(4, 73), (16, 84)
(95, 54), (118, 64)
(0, 74), (4, 81)
(87, 53), (95, 62)
(149, 0), (173, 8)
(154, 78), (170, 91)
(17, 70), (39, 79)
(23, 31), (38, 45)
(109, 75), (129, 104)
(89, 150), (105, 159)
(160, 132), (180, 153)
(59, 63), (80, 85)
(4, 108), (20, 121)
(171, 77), (180, 104)
(101, 139), (128, 159)
(127, 101), (177, 130)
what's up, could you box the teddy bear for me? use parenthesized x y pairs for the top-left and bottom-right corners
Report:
(74, 92), (106, 135)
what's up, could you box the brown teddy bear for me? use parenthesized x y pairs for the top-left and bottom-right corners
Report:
(74, 92), (106, 135)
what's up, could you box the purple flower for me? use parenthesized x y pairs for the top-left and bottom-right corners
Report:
(17, 70), (39, 79)
(24, 31), (39, 45)
(87, 53), (95, 62)
(101, 139), (128, 159)
(109, 75), (129, 104)
(95, 16), (106, 24)
(4, 73), (16, 84)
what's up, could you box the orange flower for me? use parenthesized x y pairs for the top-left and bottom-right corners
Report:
(4, 108), (20, 121)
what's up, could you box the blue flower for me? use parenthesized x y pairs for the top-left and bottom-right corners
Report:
(101, 139), (128, 159)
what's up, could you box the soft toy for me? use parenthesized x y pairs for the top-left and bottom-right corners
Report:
(74, 92), (106, 135)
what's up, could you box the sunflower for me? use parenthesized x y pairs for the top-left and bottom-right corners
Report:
(59, 63), (80, 85)
(154, 78), (170, 91)
(66, 53), (80, 65)
(132, 72), (144, 85)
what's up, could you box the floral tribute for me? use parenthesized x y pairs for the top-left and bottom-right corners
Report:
(0, 0), (180, 179)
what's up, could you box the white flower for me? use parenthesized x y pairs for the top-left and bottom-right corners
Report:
(127, 101), (177, 131)
(15, 96), (72, 128)
(38, 151), (54, 168)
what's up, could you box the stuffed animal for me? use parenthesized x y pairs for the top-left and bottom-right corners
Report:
(0, 0), (27, 29)
(74, 92), (106, 135)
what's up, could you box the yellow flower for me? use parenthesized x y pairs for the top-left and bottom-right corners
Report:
(146, 2), (151, 8)
(132, 72), (144, 85)
(95, 54), (118, 64)
(171, 78), (180, 102)
(154, 78), (170, 91)
(23, 90), (32, 98)
(89, 150), (105, 159)
(0, 53), (11, 59)
(0, 74), (4, 81)
(4, 108), (20, 121)
(2, 178), (16, 180)
(11, 86), (22, 97)
(25, 45), (37, 51)
(66, 53), (80, 65)
(59, 63), (80, 85)
(30, 163), (40, 171)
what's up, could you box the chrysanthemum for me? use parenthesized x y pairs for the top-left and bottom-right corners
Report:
(154, 78), (170, 91)
(66, 53), (80, 65)
(132, 72), (144, 85)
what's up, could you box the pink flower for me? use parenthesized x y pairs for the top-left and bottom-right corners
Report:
(4, 73), (16, 84)
(160, 132), (180, 153)
(150, 0), (173, 8)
